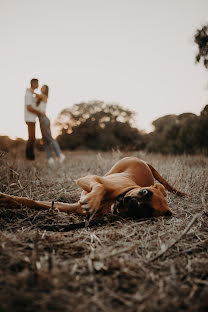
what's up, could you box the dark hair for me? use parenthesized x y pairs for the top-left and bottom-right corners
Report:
(30, 78), (38, 87)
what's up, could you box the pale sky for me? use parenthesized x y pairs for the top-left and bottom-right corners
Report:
(0, 0), (208, 139)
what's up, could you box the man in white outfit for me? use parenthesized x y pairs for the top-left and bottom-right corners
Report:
(24, 78), (44, 160)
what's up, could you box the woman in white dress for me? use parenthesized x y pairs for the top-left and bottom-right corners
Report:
(36, 85), (65, 164)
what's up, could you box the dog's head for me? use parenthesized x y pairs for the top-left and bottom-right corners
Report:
(113, 184), (173, 218)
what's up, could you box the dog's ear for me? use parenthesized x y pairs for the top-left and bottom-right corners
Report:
(154, 184), (166, 196)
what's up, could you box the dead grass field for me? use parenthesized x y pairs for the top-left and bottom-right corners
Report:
(0, 148), (208, 312)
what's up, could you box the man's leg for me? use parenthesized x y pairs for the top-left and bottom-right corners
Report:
(25, 122), (35, 160)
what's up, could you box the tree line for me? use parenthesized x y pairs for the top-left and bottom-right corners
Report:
(54, 101), (208, 155)
(1, 100), (207, 156)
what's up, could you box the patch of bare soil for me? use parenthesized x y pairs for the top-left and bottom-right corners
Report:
(0, 149), (207, 312)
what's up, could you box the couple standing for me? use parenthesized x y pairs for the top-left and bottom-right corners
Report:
(24, 78), (65, 164)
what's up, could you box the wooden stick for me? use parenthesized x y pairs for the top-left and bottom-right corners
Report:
(38, 214), (124, 232)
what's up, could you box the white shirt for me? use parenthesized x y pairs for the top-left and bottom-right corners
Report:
(24, 88), (37, 122)
(38, 101), (47, 113)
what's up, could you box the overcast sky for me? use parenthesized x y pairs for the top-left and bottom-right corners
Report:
(0, 0), (208, 139)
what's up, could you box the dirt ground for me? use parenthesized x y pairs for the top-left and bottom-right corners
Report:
(0, 149), (208, 312)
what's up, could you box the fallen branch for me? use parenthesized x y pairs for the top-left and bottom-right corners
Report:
(194, 278), (208, 286)
(37, 214), (151, 232)
(38, 214), (125, 232)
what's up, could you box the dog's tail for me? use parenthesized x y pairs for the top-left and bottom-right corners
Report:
(147, 164), (187, 196)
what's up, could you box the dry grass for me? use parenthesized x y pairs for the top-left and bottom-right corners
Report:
(0, 148), (208, 312)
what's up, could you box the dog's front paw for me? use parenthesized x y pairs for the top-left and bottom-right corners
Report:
(80, 194), (101, 215)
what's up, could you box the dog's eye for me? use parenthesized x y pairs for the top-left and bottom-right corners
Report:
(138, 189), (153, 198)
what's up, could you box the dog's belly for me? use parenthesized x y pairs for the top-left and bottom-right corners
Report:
(101, 173), (137, 189)
(129, 168), (154, 187)
(100, 173), (137, 198)
(100, 170), (154, 199)
(105, 157), (155, 187)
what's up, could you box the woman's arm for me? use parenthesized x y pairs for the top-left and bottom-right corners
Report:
(35, 93), (43, 101)
(35, 93), (43, 106)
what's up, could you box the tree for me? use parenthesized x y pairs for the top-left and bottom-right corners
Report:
(55, 101), (144, 150)
(151, 115), (178, 133)
(194, 24), (208, 68)
(195, 105), (208, 155)
(146, 113), (200, 154)
(55, 100), (136, 132)
(0, 136), (25, 152)
(194, 25), (208, 155)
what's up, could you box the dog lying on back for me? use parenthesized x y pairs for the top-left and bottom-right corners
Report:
(0, 157), (186, 218)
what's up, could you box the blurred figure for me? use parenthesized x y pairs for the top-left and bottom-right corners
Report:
(35, 85), (65, 165)
(24, 78), (45, 160)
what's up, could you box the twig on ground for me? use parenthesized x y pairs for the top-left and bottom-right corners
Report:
(201, 195), (208, 213)
(85, 206), (101, 227)
(101, 244), (137, 259)
(10, 183), (29, 196)
(0, 175), (7, 182)
(194, 278), (208, 286)
(181, 238), (208, 254)
(84, 199), (115, 227)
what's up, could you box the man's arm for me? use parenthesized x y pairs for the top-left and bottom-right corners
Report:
(27, 105), (45, 116)
(25, 90), (45, 117)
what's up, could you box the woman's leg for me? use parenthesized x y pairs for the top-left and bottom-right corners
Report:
(43, 137), (53, 158)
(39, 117), (53, 159)
(41, 117), (62, 157)
(50, 139), (61, 157)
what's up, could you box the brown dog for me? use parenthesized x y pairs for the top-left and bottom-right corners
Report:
(0, 157), (186, 218)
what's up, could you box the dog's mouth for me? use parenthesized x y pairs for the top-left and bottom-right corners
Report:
(112, 188), (155, 219)
(124, 198), (155, 218)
